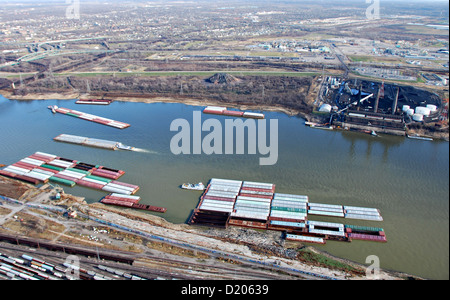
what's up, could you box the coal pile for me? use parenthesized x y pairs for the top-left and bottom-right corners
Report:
(206, 73), (241, 84)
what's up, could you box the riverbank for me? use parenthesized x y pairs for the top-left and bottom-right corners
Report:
(2, 89), (448, 141)
(0, 176), (420, 280)
(0, 90), (308, 118)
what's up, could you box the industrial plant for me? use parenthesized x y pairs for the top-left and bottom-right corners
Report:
(315, 77), (445, 137)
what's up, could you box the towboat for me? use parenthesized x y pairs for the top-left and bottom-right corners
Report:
(117, 143), (135, 151)
(48, 105), (57, 114)
(181, 182), (205, 191)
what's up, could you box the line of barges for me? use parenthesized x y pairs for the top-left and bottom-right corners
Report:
(0, 152), (138, 195)
(0, 152), (167, 214)
(203, 106), (265, 119)
(54, 134), (135, 151)
(189, 178), (386, 244)
(48, 106), (130, 129)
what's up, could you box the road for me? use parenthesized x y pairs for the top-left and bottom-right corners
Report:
(329, 43), (350, 79)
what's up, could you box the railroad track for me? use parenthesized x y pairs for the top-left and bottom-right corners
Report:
(0, 241), (297, 280)
(133, 254), (303, 280)
(1, 197), (337, 280)
(0, 242), (175, 280)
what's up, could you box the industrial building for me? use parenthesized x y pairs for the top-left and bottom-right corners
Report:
(319, 77), (443, 133)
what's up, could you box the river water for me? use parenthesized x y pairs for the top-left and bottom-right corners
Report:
(0, 95), (448, 279)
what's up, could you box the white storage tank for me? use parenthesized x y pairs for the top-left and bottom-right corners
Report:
(415, 106), (431, 116)
(319, 104), (332, 113)
(413, 114), (424, 122)
(406, 109), (415, 116)
(426, 104), (437, 112)
(402, 105), (410, 112)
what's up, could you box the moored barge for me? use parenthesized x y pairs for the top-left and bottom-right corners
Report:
(76, 99), (113, 105)
(100, 194), (167, 213)
(48, 106), (130, 129)
(203, 106), (265, 119)
(189, 178), (387, 245)
(0, 152), (139, 195)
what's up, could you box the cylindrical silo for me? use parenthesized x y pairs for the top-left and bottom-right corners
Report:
(415, 107), (431, 116)
(413, 114), (424, 122)
(426, 104), (437, 112)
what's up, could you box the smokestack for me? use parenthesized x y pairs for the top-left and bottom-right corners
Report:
(374, 90), (380, 113)
(380, 81), (385, 99)
(392, 87), (400, 115)
(357, 85), (362, 111)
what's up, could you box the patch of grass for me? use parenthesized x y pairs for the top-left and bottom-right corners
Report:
(297, 248), (364, 275)
(349, 55), (372, 62)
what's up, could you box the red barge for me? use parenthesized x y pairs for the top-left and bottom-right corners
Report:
(76, 99), (113, 105)
(100, 194), (167, 214)
(188, 178), (387, 245)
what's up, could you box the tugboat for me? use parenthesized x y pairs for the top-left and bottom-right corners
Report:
(181, 182), (206, 191)
(117, 143), (135, 151)
(48, 105), (57, 114)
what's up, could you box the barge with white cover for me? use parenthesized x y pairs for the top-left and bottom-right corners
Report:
(0, 152), (139, 195)
(54, 134), (135, 151)
(48, 106), (130, 129)
(189, 178), (387, 244)
(203, 106), (265, 119)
